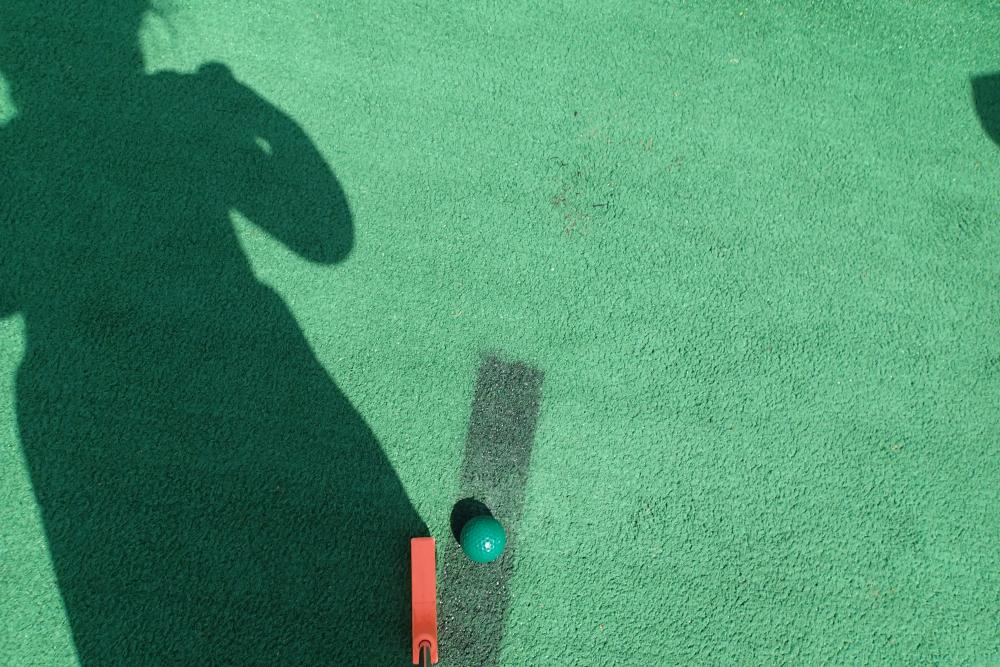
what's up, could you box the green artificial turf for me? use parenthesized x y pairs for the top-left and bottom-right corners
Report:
(2, 1), (999, 665)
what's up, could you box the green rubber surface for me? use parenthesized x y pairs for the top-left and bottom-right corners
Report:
(2, 1), (1000, 665)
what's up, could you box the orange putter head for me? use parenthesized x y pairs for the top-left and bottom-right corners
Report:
(410, 537), (439, 665)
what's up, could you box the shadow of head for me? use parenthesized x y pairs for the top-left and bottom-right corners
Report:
(0, 0), (353, 265)
(0, 0), (148, 104)
(972, 73), (1000, 147)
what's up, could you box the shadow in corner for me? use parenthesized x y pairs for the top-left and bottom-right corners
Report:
(972, 72), (1000, 147)
(0, 2), (425, 664)
(450, 497), (494, 543)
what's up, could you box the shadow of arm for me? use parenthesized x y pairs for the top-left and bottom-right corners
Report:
(204, 63), (354, 264)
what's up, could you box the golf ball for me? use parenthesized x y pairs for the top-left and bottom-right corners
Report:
(460, 515), (506, 564)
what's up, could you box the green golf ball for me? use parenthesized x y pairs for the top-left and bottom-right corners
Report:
(460, 515), (506, 564)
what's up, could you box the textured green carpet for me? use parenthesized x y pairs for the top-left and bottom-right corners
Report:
(2, 1), (999, 665)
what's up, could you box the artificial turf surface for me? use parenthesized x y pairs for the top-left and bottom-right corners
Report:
(1, 1), (999, 665)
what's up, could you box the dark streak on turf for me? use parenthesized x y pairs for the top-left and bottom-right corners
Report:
(439, 355), (543, 667)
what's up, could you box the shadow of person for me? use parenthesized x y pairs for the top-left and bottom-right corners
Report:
(0, 2), (425, 664)
(972, 72), (1000, 147)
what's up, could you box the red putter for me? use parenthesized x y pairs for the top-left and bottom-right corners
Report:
(410, 537), (439, 665)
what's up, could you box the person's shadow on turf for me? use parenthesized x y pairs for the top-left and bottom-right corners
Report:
(0, 2), (424, 664)
(972, 72), (1000, 148)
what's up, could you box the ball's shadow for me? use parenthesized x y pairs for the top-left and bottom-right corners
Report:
(450, 497), (494, 543)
